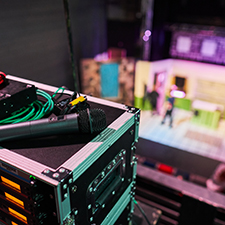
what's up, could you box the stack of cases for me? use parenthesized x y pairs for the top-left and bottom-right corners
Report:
(0, 75), (140, 225)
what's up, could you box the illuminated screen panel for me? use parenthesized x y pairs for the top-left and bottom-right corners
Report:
(0, 176), (21, 192)
(201, 39), (217, 56)
(5, 192), (24, 208)
(8, 207), (27, 224)
(176, 36), (192, 53)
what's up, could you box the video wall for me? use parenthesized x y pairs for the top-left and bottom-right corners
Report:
(169, 24), (225, 65)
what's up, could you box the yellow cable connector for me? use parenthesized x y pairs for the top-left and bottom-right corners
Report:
(69, 96), (86, 107)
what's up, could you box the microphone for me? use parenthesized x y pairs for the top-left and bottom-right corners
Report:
(0, 108), (106, 142)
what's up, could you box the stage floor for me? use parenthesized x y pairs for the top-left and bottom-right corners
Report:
(139, 108), (225, 163)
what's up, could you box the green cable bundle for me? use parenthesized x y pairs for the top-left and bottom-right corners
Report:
(0, 88), (64, 125)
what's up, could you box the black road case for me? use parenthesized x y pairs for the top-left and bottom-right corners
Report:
(0, 75), (140, 225)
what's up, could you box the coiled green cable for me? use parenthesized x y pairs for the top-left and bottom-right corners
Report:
(0, 87), (63, 125)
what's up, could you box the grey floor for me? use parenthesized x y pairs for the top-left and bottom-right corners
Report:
(139, 108), (225, 163)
